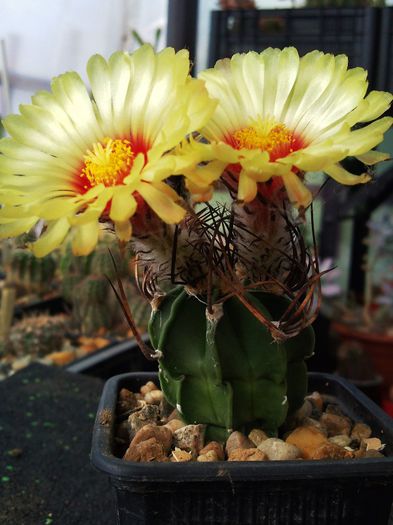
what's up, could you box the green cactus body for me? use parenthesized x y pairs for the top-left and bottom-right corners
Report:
(149, 287), (314, 441)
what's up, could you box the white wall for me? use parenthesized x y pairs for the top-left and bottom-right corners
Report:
(0, 0), (168, 114)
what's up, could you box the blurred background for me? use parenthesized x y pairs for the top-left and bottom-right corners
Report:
(0, 0), (393, 413)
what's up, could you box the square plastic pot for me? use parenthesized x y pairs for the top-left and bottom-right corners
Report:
(91, 372), (393, 525)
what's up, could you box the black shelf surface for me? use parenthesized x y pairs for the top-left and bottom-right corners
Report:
(0, 363), (114, 525)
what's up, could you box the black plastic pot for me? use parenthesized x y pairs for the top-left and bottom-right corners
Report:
(91, 372), (393, 525)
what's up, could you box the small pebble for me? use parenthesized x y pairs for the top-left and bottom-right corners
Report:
(130, 424), (173, 452)
(170, 447), (193, 462)
(363, 437), (384, 452)
(228, 448), (267, 461)
(351, 423), (372, 441)
(302, 417), (328, 436)
(128, 404), (160, 432)
(145, 390), (164, 405)
(320, 413), (352, 437)
(328, 435), (352, 448)
(199, 441), (225, 461)
(173, 425), (205, 457)
(124, 437), (168, 462)
(311, 442), (354, 460)
(248, 429), (269, 447)
(225, 431), (254, 456)
(197, 450), (219, 462)
(140, 381), (158, 396)
(306, 391), (324, 412)
(286, 426), (328, 459)
(164, 419), (186, 433)
(258, 438), (301, 461)
(118, 388), (138, 413)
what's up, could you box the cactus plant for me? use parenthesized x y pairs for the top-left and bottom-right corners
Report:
(8, 249), (57, 297)
(1, 313), (67, 358)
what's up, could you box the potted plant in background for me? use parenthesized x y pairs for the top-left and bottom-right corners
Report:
(0, 45), (392, 524)
(331, 211), (393, 400)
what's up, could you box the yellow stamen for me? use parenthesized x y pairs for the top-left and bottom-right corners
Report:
(233, 118), (293, 153)
(81, 138), (134, 187)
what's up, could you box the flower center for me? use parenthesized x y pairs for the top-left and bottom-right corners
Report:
(81, 138), (134, 188)
(231, 118), (302, 162)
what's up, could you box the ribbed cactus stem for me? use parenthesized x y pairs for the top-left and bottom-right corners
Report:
(149, 287), (314, 441)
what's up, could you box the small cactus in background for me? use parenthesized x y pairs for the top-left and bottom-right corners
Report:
(8, 249), (57, 298)
(73, 275), (113, 336)
(1, 313), (67, 358)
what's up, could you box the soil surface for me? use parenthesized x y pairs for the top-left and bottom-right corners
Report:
(0, 363), (114, 525)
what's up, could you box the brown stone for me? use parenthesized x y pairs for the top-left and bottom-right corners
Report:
(228, 448), (267, 461)
(170, 447), (193, 462)
(248, 429), (269, 447)
(123, 437), (168, 462)
(350, 422), (372, 442)
(363, 437), (384, 451)
(173, 424), (206, 456)
(118, 388), (137, 413)
(130, 424), (173, 452)
(140, 381), (158, 396)
(164, 419), (186, 433)
(320, 413), (352, 437)
(285, 426), (328, 459)
(311, 442), (354, 460)
(199, 441), (225, 461)
(197, 450), (220, 462)
(145, 390), (164, 405)
(128, 404), (160, 432)
(302, 417), (328, 436)
(225, 431), (254, 456)
(306, 391), (324, 412)
(328, 435), (352, 448)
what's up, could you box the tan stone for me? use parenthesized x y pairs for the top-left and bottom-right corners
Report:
(164, 419), (186, 433)
(170, 447), (193, 462)
(248, 429), (269, 447)
(140, 381), (158, 396)
(364, 437), (384, 451)
(118, 388), (138, 413)
(197, 450), (220, 462)
(351, 423), (372, 442)
(320, 413), (352, 437)
(128, 404), (160, 432)
(302, 417), (328, 436)
(145, 389), (164, 405)
(228, 448), (267, 461)
(173, 424), (206, 456)
(130, 424), (173, 452)
(258, 438), (301, 461)
(328, 435), (352, 448)
(199, 441), (225, 461)
(123, 437), (168, 462)
(311, 442), (354, 460)
(225, 431), (254, 456)
(306, 391), (324, 412)
(285, 426), (328, 459)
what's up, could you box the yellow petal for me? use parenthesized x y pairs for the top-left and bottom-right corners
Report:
(282, 172), (312, 208)
(29, 217), (70, 257)
(324, 163), (371, 185)
(0, 217), (38, 238)
(115, 220), (132, 242)
(109, 187), (137, 222)
(72, 220), (99, 256)
(355, 150), (390, 165)
(238, 171), (258, 202)
(138, 182), (186, 224)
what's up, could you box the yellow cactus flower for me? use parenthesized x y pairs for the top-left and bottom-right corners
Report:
(198, 47), (393, 207)
(0, 45), (216, 256)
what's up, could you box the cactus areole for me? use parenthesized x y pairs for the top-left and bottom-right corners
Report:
(149, 287), (314, 442)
